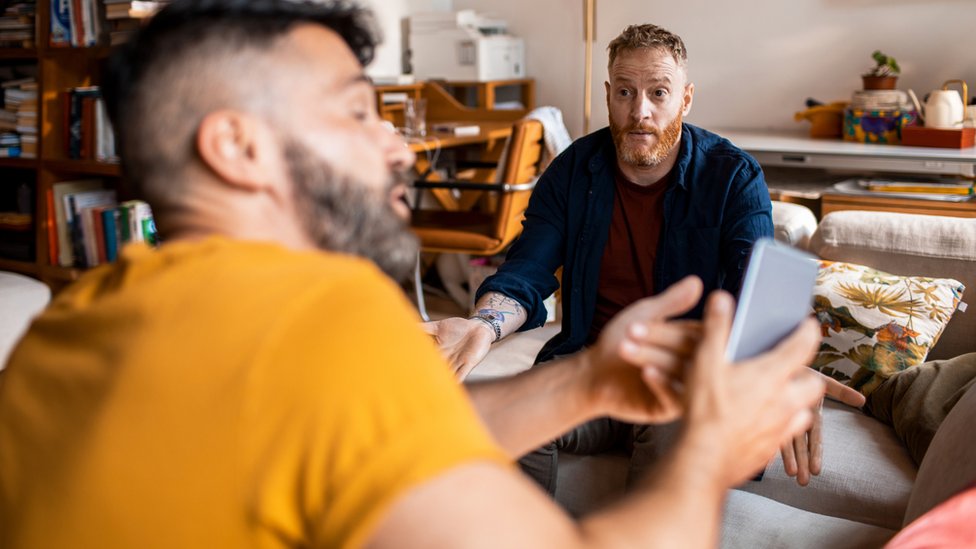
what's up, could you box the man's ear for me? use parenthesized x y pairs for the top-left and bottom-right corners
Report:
(195, 110), (284, 193)
(604, 80), (611, 109)
(682, 82), (695, 117)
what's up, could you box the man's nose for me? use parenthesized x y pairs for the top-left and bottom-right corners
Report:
(380, 120), (415, 173)
(632, 93), (653, 121)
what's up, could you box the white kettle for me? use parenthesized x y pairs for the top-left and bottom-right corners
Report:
(908, 80), (967, 129)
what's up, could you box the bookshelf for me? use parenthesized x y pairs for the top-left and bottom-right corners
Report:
(0, 1), (124, 290)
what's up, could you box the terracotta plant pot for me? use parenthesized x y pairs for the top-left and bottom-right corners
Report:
(863, 75), (899, 90)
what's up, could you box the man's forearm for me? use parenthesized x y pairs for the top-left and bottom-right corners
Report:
(466, 353), (596, 458)
(472, 292), (528, 341)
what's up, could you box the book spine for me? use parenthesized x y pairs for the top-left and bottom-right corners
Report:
(119, 202), (131, 243)
(81, 206), (97, 267)
(70, 0), (84, 47)
(59, 192), (75, 266)
(102, 207), (119, 262)
(68, 90), (82, 159)
(82, 0), (97, 47)
(66, 195), (86, 267)
(92, 206), (107, 264)
(50, 0), (73, 47)
(80, 95), (95, 160)
(46, 188), (58, 266)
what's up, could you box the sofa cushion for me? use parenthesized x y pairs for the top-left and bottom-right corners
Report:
(904, 381), (976, 526)
(811, 260), (965, 395)
(739, 400), (915, 531)
(721, 489), (896, 549)
(865, 353), (976, 466)
(810, 211), (976, 360)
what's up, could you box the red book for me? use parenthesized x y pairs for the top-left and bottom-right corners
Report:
(92, 205), (107, 264)
(71, 0), (85, 47)
(46, 188), (58, 266)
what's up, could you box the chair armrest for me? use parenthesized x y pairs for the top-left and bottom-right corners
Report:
(455, 160), (500, 170)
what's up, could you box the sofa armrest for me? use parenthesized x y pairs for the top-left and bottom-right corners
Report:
(771, 201), (818, 250)
(809, 211), (976, 359)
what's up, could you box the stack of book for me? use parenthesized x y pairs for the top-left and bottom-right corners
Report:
(49, 0), (104, 47)
(1, 77), (38, 158)
(62, 85), (117, 163)
(104, 0), (168, 44)
(48, 180), (158, 268)
(833, 179), (975, 203)
(0, 1), (35, 48)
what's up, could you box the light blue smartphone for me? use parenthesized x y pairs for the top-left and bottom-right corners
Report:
(725, 238), (819, 362)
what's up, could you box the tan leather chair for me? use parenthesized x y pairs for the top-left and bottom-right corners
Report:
(410, 118), (545, 318)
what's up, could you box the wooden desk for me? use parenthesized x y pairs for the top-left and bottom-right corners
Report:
(403, 83), (527, 211)
(717, 129), (976, 218)
(407, 120), (513, 153)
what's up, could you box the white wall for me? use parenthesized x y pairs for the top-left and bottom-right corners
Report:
(363, 0), (454, 78)
(453, 0), (976, 139)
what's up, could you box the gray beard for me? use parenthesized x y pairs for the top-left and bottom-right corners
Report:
(285, 140), (418, 283)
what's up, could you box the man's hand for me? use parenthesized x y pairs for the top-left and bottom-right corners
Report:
(583, 276), (704, 425)
(780, 372), (866, 486)
(674, 290), (827, 489)
(422, 318), (495, 380)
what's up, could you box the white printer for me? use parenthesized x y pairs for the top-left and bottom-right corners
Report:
(409, 10), (525, 82)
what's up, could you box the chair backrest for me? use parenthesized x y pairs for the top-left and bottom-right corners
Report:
(490, 118), (544, 246)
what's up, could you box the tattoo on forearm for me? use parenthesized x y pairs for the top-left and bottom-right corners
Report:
(484, 294), (524, 320)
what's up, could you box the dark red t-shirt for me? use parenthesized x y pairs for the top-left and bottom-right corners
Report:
(587, 168), (668, 344)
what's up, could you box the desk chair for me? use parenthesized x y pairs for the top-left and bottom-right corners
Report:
(410, 118), (545, 320)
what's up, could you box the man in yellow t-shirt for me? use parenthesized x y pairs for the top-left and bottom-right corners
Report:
(0, 1), (826, 548)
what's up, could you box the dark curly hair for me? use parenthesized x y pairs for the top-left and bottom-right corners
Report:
(102, 0), (380, 210)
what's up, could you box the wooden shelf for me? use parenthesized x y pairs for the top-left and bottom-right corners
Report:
(0, 157), (38, 169)
(44, 159), (122, 177)
(822, 193), (976, 219)
(0, 257), (39, 276)
(40, 264), (80, 282)
(43, 44), (113, 59)
(0, 48), (39, 60)
(438, 78), (535, 111)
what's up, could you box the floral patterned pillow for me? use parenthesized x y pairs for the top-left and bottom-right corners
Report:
(812, 261), (966, 396)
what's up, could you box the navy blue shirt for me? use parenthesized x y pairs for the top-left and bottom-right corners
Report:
(477, 123), (773, 364)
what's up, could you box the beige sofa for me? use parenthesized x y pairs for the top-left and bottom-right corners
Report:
(471, 205), (976, 548)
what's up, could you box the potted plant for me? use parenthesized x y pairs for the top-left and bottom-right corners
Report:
(862, 50), (901, 90)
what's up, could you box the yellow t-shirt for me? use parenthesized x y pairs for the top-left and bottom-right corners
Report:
(0, 237), (507, 549)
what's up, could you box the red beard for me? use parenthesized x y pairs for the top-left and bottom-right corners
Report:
(610, 112), (683, 168)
